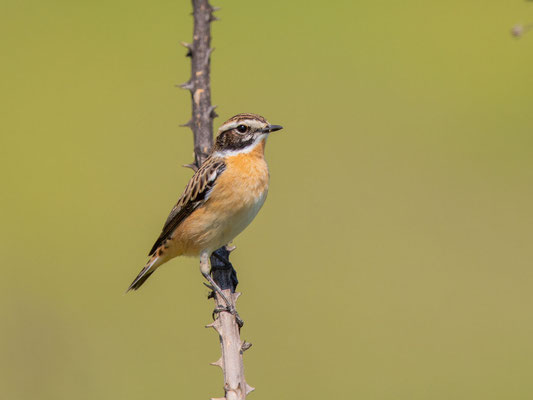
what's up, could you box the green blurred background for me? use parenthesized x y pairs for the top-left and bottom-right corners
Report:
(2, 0), (533, 399)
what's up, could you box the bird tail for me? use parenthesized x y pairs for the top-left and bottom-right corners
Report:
(126, 255), (162, 292)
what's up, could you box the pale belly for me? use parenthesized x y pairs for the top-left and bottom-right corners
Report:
(171, 188), (268, 256)
(215, 189), (268, 249)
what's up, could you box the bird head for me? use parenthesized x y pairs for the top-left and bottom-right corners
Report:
(213, 113), (283, 156)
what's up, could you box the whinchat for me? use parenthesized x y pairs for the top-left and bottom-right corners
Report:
(127, 113), (283, 303)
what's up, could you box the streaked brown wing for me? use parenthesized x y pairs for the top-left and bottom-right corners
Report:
(148, 158), (226, 256)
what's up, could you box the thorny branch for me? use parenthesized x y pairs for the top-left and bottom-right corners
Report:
(180, 0), (216, 167)
(180, 1), (253, 399)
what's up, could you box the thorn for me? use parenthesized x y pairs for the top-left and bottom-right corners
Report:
(183, 163), (199, 172)
(241, 341), (252, 352)
(205, 319), (220, 329)
(245, 384), (255, 395)
(206, 318), (221, 332)
(207, 47), (215, 57)
(180, 41), (193, 57)
(225, 244), (236, 253)
(208, 105), (218, 119)
(234, 292), (241, 301)
(210, 358), (223, 368)
(180, 120), (192, 128)
(179, 81), (194, 90)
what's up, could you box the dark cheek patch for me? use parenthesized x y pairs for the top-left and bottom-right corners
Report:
(216, 131), (255, 151)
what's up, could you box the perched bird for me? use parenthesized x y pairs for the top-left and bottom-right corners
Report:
(127, 113), (283, 303)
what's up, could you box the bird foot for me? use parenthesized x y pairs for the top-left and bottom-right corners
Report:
(212, 304), (244, 327)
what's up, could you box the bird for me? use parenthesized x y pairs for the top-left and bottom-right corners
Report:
(127, 113), (283, 307)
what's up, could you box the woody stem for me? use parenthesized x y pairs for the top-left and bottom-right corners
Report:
(181, 1), (252, 399)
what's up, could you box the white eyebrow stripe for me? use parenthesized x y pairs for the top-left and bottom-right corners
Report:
(218, 119), (266, 133)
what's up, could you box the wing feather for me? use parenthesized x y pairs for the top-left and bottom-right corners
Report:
(148, 158), (226, 256)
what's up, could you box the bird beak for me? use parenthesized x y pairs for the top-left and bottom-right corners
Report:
(263, 124), (283, 134)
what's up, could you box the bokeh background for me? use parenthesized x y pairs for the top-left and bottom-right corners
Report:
(2, 0), (533, 399)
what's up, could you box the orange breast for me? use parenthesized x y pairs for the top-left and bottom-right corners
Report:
(171, 139), (270, 256)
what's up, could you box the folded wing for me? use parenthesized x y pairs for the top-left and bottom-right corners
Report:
(148, 158), (226, 256)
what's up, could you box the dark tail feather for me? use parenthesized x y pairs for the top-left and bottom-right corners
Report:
(126, 258), (159, 292)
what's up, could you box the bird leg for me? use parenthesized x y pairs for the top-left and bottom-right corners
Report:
(211, 246), (239, 289)
(200, 251), (243, 327)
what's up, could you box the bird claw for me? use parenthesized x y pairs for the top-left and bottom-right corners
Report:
(212, 305), (244, 327)
(204, 282), (216, 298)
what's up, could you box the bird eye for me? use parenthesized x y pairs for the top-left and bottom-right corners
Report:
(236, 125), (248, 134)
